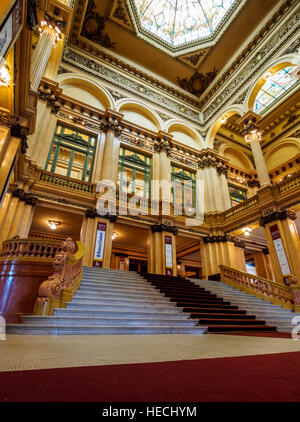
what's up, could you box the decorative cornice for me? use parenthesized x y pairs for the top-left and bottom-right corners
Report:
(62, 48), (202, 125)
(151, 224), (178, 236)
(259, 209), (297, 226)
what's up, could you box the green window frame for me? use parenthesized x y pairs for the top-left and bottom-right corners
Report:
(171, 166), (197, 211)
(45, 123), (96, 182)
(229, 184), (247, 207)
(118, 147), (152, 199)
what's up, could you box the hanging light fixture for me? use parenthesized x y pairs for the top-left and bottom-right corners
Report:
(242, 227), (252, 236)
(112, 232), (118, 240)
(48, 220), (61, 230)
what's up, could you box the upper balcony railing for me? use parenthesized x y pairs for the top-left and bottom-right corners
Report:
(38, 169), (95, 194)
(223, 170), (300, 221)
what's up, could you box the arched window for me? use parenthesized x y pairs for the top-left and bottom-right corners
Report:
(254, 66), (299, 114)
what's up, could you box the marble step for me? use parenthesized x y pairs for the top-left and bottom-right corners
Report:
(71, 296), (173, 306)
(73, 291), (167, 301)
(54, 308), (190, 319)
(66, 302), (183, 312)
(6, 324), (208, 335)
(21, 315), (197, 327)
(77, 286), (163, 297)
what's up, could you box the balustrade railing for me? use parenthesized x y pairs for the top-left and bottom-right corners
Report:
(0, 238), (62, 260)
(219, 265), (295, 309)
(39, 169), (95, 194)
(277, 171), (300, 194)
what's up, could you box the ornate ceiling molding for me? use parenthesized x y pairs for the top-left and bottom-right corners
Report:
(178, 49), (210, 70)
(62, 47), (202, 126)
(110, 0), (133, 31)
(201, 0), (300, 122)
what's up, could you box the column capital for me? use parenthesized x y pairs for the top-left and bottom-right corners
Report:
(247, 179), (260, 188)
(259, 209), (297, 226)
(0, 111), (19, 128)
(11, 187), (37, 205)
(85, 208), (117, 222)
(101, 109), (124, 137)
(154, 131), (173, 155)
(197, 148), (227, 170)
(203, 234), (235, 243)
(11, 124), (30, 154)
(38, 81), (62, 113)
(151, 223), (178, 236)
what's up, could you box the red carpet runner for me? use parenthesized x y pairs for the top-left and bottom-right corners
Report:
(0, 351), (299, 402)
(142, 274), (277, 333)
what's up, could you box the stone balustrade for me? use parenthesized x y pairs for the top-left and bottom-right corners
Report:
(0, 238), (62, 260)
(219, 265), (296, 310)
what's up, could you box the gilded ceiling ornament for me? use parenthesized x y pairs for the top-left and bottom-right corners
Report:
(112, 0), (129, 26)
(177, 67), (218, 97)
(81, 0), (116, 49)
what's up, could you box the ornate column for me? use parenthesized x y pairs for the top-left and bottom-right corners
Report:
(198, 151), (230, 212)
(239, 112), (271, 188)
(259, 210), (300, 284)
(148, 223), (178, 276)
(30, 14), (64, 91)
(100, 110), (123, 184)
(27, 81), (61, 164)
(0, 187), (37, 246)
(202, 235), (246, 277)
(153, 132), (173, 211)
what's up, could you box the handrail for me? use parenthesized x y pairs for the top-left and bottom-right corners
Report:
(33, 237), (86, 316)
(0, 238), (62, 260)
(219, 265), (294, 309)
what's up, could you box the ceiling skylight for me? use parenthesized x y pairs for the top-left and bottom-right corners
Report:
(133, 0), (239, 48)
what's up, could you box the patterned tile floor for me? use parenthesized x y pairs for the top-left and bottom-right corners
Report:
(1, 334), (300, 372)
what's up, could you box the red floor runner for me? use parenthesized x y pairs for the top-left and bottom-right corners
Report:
(214, 332), (292, 338)
(1, 351), (300, 402)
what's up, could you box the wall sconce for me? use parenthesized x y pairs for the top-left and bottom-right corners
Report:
(112, 232), (118, 240)
(242, 227), (252, 236)
(48, 220), (61, 230)
(0, 64), (11, 87)
(219, 116), (227, 124)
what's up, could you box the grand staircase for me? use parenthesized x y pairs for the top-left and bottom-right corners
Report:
(142, 274), (277, 333)
(192, 279), (298, 333)
(7, 267), (207, 335)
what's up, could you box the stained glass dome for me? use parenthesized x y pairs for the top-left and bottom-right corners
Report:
(133, 0), (238, 47)
(254, 67), (299, 114)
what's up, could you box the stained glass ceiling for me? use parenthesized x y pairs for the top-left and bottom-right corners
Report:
(133, 0), (240, 48)
(254, 67), (299, 115)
